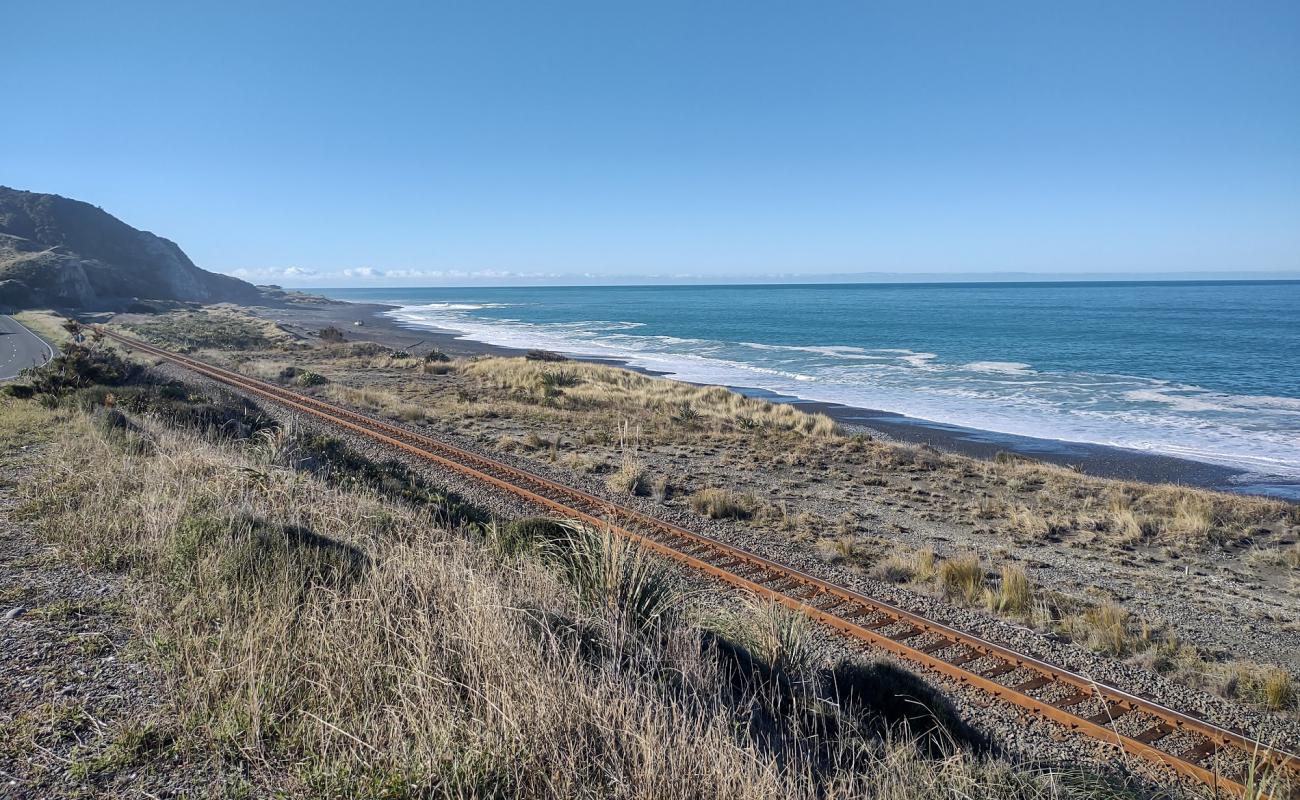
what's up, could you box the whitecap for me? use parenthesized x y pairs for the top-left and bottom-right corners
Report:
(962, 361), (1035, 375)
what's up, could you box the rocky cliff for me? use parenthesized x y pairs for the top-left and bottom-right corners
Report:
(0, 187), (262, 310)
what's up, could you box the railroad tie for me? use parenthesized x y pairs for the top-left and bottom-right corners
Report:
(1184, 739), (1220, 763)
(1051, 690), (1094, 710)
(1134, 722), (1175, 745)
(1084, 702), (1129, 726)
(947, 649), (982, 667)
(981, 662), (1017, 679)
(1010, 676), (1054, 693)
(920, 638), (955, 655)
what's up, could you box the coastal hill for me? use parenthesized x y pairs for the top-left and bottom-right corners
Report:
(0, 186), (262, 311)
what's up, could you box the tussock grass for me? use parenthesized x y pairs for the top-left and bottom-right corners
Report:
(552, 524), (683, 635)
(606, 459), (650, 495)
(985, 565), (1033, 619)
(938, 554), (986, 605)
(124, 308), (285, 351)
(690, 487), (758, 520)
(324, 384), (427, 421)
(462, 357), (841, 437)
(871, 547), (937, 584)
(717, 599), (820, 678)
(5, 401), (1151, 799)
(1078, 603), (1132, 657)
(1007, 506), (1052, 538)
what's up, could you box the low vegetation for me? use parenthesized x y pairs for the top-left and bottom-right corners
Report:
(866, 544), (1299, 717)
(84, 307), (1300, 731)
(125, 307), (283, 351)
(461, 356), (842, 437)
(0, 376), (1156, 798)
(690, 487), (758, 520)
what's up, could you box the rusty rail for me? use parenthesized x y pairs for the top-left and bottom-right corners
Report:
(101, 328), (1298, 797)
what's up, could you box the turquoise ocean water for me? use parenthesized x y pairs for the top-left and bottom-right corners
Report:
(319, 282), (1300, 490)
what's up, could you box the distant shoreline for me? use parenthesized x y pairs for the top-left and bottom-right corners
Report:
(254, 298), (1297, 500)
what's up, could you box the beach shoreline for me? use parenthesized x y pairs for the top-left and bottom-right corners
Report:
(252, 298), (1296, 499)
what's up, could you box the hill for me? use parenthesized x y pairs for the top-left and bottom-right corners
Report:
(0, 186), (262, 310)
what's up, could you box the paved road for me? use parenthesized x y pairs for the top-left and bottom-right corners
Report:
(0, 315), (56, 380)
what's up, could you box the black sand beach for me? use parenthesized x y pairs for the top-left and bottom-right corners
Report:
(252, 299), (1298, 500)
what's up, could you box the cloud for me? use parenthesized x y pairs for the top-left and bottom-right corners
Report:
(223, 265), (568, 285)
(228, 266), (318, 281)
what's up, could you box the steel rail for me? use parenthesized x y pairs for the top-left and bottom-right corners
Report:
(101, 328), (1298, 797)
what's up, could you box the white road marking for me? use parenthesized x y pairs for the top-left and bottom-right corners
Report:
(0, 315), (56, 379)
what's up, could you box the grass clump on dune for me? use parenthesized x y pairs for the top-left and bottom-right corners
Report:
(462, 356), (841, 437)
(124, 308), (283, 351)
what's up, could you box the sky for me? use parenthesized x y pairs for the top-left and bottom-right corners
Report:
(4, 0), (1299, 287)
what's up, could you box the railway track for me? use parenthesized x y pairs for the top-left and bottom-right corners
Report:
(101, 327), (1298, 797)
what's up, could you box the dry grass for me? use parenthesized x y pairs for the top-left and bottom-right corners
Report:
(690, 487), (758, 520)
(1078, 603), (1132, 657)
(605, 459), (650, 496)
(870, 547), (937, 584)
(462, 357), (841, 437)
(0, 396), (63, 452)
(1007, 506), (1052, 538)
(985, 565), (1033, 619)
(324, 384), (428, 421)
(12, 309), (71, 343)
(3, 400), (1148, 799)
(938, 554), (985, 605)
(110, 306), (1298, 556)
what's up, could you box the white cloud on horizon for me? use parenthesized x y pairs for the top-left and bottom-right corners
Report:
(218, 266), (1300, 288)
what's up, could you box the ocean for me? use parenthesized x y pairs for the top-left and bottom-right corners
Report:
(318, 282), (1300, 494)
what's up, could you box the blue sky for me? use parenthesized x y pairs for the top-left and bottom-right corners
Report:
(4, 0), (1298, 286)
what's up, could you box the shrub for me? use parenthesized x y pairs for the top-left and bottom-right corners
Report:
(318, 326), (346, 343)
(295, 371), (329, 387)
(689, 488), (756, 520)
(21, 342), (140, 396)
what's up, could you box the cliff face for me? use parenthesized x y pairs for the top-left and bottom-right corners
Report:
(0, 187), (262, 310)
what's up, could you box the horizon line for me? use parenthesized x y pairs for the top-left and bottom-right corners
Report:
(290, 274), (1300, 292)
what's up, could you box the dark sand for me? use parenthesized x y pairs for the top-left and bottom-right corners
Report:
(252, 299), (1298, 499)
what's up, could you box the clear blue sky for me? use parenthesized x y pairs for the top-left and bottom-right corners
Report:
(4, 0), (1298, 286)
